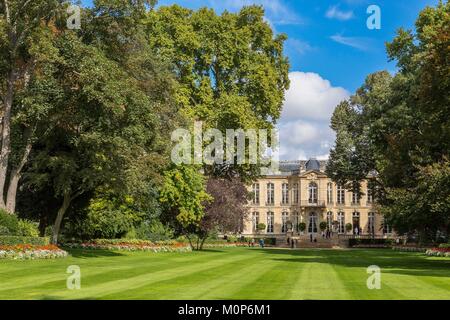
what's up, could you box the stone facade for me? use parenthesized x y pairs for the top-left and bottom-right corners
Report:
(243, 159), (391, 238)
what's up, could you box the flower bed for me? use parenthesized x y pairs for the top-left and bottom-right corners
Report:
(0, 244), (68, 260)
(425, 248), (450, 257)
(63, 240), (192, 253)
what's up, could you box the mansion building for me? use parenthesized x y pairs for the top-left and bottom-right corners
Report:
(243, 158), (391, 237)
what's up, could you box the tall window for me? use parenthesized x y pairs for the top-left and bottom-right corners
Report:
(352, 182), (360, 205)
(327, 183), (333, 204)
(337, 185), (345, 204)
(337, 212), (345, 234)
(282, 183), (289, 204)
(327, 211), (333, 231)
(383, 217), (392, 235)
(367, 180), (375, 204)
(308, 182), (318, 204)
(282, 211), (289, 233)
(293, 211), (299, 232)
(252, 212), (259, 232)
(368, 212), (375, 235)
(267, 212), (274, 233)
(292, 183), (299, 204)
(252, 183), (260, 204)
(308, 212), (318, 233)
(267, 183), (274, 205)
(352, 212), (360, 234)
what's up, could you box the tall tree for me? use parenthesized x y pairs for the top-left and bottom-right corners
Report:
(0, 0), (67, 212)
(145, 5), (290, 180)
(327, 2), (450, 242)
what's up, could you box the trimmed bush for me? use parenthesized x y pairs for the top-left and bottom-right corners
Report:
(17, 220), (39, 237)
(438, 243), (450, 249)
(298, 222), (306, 232)
(0, 209), (19, 235)
(349, 238), (394, 247)
(0, 236), (50, 246)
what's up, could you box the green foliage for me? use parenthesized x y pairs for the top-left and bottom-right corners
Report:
(0, 236), (49, 246)
(159, 165), (212, 228)
(326, 2), (450, 241)
(0, 209), (19, 235)
(135, 220), (175, 241)
(146, 5), (290, 179)
(257, 223), (266, 231)
(319, 221), (328, 232)
(298, 222), (306, 232)
(17, 220), (39, 237)
(66, 193), (146, 240)
(345, 223), (353, 232)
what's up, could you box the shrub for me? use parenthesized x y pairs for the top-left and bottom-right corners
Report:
(226, 235), (238, 243)
(17, 220), (39, 237)
(319, 221), (327, 231)
(349, 238), (393, 247)
(256, 223), (266, 232)
(135, 220), (174, 241)
(0, 236), (50, 246)
(438, 243), (450, 249)
(345, 223), (353, 233)
(258, 237), (276, 246)
(0, 209), (19, 235)
(298, 222), (306, 232)
(0, 225), (10, 236)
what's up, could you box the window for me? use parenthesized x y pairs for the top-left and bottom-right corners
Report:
(252, 184), (260, 204)
(383, 218), (392, 235)
(337, 185), (345, 204)
(308, 212), (318, 233)
(293, 211), (299, 232)
(352, 182), (360, 205)
(308, 182), (318, 204)
(282, 211), (289, 233)
(368, 212), (375, 235)
(367, 180), (375, 204)
(327, 183), (333, 204)
(282, 183), (289, 204)
(352, 212), (360, 234)
(292, 183), (299, 204)
(267, 212), (274, 233)
(252, 212), (259, 232)
(327, 211), (333, 231)
(267, 183), (274, 205)
(337, 212), (345, 234)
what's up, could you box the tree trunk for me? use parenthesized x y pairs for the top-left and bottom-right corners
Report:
(199, 235), (207, 251)
(51, 193), (72, 244)
(185, 233), (195, 251)
(0, 72), (14, 209)
(5, 130), (33, 213)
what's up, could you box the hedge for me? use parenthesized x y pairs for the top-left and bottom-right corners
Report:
(0, 236), (50, 246)
(348, 238), (393, 247)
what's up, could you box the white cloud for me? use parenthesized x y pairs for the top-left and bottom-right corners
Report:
(330, 34), (371, 51)
(277, 72), (350, 160)
(325, 5), (354, 21)
(281, 72), (349, 121)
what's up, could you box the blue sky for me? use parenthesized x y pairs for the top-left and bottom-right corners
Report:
(81, 0), (439, 160)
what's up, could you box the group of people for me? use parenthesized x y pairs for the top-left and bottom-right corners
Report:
(322, 229), (333, 239)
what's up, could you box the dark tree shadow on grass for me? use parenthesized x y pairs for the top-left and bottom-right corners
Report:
(257, 248), (450, 279)
(66, 249), (125, 258)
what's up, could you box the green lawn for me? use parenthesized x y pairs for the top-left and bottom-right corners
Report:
(0, 247), (449, 300)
